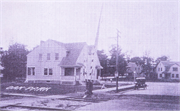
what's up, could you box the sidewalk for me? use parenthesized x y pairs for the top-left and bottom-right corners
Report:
(2, 92), (68, 99)
(93, 84), (134, 93)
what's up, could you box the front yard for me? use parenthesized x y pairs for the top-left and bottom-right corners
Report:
(1, 82), (86, 96)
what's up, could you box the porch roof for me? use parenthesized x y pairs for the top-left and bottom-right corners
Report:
(60, 63), (84, 68)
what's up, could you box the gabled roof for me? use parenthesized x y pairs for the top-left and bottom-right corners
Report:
(29, 39), (90, 67)
(60, 42), (86, 67)
(160, 61), (180, 72)
(126, 62), (137, 68)
(88, 45), (94, 55)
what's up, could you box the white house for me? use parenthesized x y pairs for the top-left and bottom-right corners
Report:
(25, 39), (102, 85)
(126, 62), (143, 77)
(156, 61), (180, 80)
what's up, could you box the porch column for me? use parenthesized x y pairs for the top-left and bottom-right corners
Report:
(74, 67), (76, 80)
(99, 69), (101, 79)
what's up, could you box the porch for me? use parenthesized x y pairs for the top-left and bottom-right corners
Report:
(60, 67), (82, 83)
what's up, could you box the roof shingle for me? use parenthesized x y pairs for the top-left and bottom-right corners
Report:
(60, 42), (86, 66)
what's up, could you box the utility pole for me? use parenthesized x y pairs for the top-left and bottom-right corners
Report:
(109, 30), (120, 93)
(116, 30), (120, 93)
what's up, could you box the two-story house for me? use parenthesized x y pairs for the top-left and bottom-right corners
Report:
(25, 39), (102, 85)
(156, 61), (180, 79)
(126, 62), (143, 77)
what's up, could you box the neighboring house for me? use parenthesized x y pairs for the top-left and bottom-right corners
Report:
(0, 64), (4, 78)
(0, 48), (4, 78)
(156, 61), (180, 80)
(126, 62), (143, 77)
(25, 39), (102, 84)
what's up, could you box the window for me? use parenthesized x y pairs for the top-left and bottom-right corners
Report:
(28, 67), (35, 75)
(173, 67), (178, 71)
(39, 54), (42, 60)
(44, 68), (53, 75)
(55, 53), (59, 60)
(172, 74), (174, 78)
(49, 68), (53, 75)
(47, 53), (50, 60)
(161, 68), (162, 71)
(92, 60), (93, 62)
(44, 68), (48, 75)
(160, 74), (162, 77)
(66, 51), (70, 56)
(176, 74), (179, 78)
(32, 67), (35, 75)
(28, 68), (31, 75)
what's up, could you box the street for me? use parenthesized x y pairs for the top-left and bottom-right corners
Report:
(76, 82), (180, 110)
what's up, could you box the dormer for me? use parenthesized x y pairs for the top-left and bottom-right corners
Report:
(66, 50), (70, 57)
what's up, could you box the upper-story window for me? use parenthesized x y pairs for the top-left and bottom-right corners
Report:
(161, 68), (162, 71)
(172, 74), (174, 78)
(39, 54), (42, 60)
(55, 53), (59, 60)
(47, 53), (50, 60)
(173, 67), (178, 71)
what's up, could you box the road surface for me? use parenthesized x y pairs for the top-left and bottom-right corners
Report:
(76, 82), (180, 111)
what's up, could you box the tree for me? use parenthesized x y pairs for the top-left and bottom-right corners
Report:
(141, 56), (154, 78)
(130, 57), (144, 65)
(1, 43), (29, 81)
(109, 45), (127, 76)
(97, 50), (108, 76)
(156, 55), (169, 63)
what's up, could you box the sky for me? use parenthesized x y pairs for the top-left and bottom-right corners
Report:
(0, 0), (179, 61)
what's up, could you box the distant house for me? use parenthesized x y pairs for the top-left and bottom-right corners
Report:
(156, 61), (180, 80)
(0, 65), (4, 78)
(0, 48), (4, 78)
(126, 62), (143, 77)
(25, 40), (102, 84)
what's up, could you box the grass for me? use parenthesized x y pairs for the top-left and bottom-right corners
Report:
(1, 80), (132, 96)
(1, 82), (86, 95)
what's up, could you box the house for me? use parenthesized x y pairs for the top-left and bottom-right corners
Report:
(156, 61), (180, 80)
(25, 39), (102, 84)
(0, 65), (4, 78)
(126, 62), (143, 77)
(0, 47), (4, 78)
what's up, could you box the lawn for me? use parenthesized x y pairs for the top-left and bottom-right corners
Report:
(1, 82), (86, 95)
(1, 81), (131, 96)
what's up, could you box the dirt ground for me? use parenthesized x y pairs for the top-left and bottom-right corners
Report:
(1, 82), (180, 110)
(76, 94), (180, 111)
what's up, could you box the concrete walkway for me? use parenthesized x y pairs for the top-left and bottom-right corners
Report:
(93, 84), (134, 93)
(2, 92), (68, 99)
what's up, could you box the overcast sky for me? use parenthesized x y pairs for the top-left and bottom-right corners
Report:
(0, 0), (179, 61)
